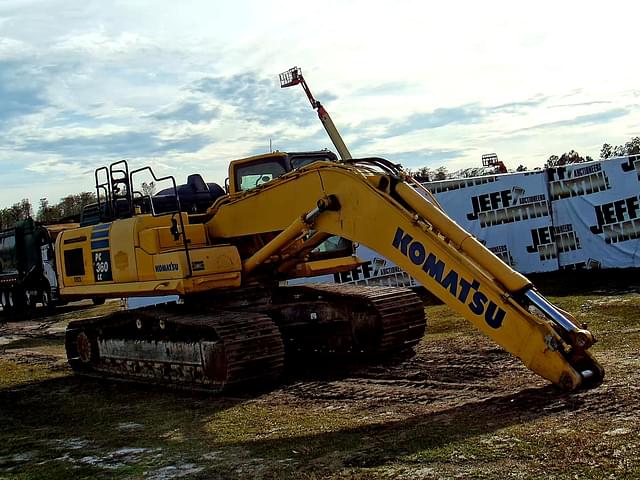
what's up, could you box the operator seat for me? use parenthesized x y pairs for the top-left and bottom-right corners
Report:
(153, 174), (225, 214)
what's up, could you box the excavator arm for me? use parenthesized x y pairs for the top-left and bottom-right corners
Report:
(206, 158), (603, 390)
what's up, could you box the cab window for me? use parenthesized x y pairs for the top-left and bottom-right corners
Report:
(235, 158), (287, 192)
(290, 155), (331, 170)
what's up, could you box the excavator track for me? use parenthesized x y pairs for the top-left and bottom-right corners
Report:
(266, 283), (426, 357)
(65, 306), (285, 392)
(187, 284), (427, 358)
(65, 284), (425, 392)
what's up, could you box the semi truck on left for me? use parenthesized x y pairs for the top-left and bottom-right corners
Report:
(0, 218), (82, 316)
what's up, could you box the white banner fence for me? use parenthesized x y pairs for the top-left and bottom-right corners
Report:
(296, 155), (640, 287)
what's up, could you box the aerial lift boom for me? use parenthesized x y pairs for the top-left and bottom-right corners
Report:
(280, 67), (353, 160)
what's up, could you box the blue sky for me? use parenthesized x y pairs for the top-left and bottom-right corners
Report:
(0, 0), (638, 208)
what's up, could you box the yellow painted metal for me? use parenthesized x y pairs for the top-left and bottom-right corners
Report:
(208, 165), (323, 237)
(139, 224), (208, 254)
(318, 112), (352, 160)
(393, 182), (532, 293)
(55, 228), (92, 288)
(60, 269), (242, 299)
(288, 256), (363, 277)
(110, 218), (137, 283)
(242, 215), (308, 274)
(56, 213), (242, 297)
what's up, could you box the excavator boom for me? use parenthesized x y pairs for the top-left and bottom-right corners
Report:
(206, 158), (603, 390)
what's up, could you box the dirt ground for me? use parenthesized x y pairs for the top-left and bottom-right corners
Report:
(1, 287), (639, 479)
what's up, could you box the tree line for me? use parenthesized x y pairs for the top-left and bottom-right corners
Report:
(1, 136), (638, 230)
(543, 137), (639, 168)
(406, 136), (639, 181)
(0, 193), (96, 231)
(0, 181), (158, 231)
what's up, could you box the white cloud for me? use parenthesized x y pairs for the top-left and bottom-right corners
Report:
(0, 37), (34, 59)
(0, 0), (639, 208)
(52, 31), (153, 57)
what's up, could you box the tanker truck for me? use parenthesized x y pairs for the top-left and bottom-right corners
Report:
(0, 218), (78, 316)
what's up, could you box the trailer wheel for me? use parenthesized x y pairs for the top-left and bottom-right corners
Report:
(42, 287), (55, 312)
(0, 290), (11, 314)
(6, 290), (16, 310)
(9, 288), (28, 317)
(92, 298), (106, 306)
(23, 291), (37, 317)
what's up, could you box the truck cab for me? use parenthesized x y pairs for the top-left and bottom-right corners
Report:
(0, 219), (67, 314)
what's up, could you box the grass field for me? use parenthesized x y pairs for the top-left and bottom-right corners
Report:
(1, 286), (639, 479)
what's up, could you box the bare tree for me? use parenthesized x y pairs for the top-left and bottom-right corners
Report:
(141, 181), (156, 197)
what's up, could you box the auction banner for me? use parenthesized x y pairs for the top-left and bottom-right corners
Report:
(287, 245), (420, 288)
(290, 155), (640, 288)
(427, 170), (559, 273)
(548, 155), (640, 269)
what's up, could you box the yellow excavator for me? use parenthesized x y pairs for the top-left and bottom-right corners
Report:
(57, 68), (604, 392)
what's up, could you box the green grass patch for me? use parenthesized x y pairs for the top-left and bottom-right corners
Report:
(1, 336), (64, 351)
(1, 289), (639, 479)
(204, 402), (365, 443)
(0, 359), (68, 389)
(424, 304), (476, 337)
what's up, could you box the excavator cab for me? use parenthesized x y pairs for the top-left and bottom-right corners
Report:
(227, 150), (355, 263)
(227, 150), (338, 194)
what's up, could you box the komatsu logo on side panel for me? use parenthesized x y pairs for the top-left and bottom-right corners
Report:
(155, 262), (179, 273)
(391, 227), (506, 328)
